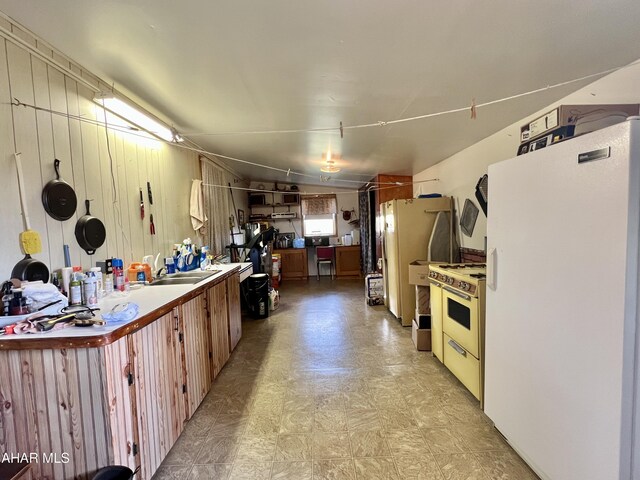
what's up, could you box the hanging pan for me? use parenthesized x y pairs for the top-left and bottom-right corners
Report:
(42, 159), (77, 221)
(75, 200), (106, 255)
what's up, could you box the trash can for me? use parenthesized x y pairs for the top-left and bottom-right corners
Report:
(92, 465), (136, 480)
(248, 273), (270, 318)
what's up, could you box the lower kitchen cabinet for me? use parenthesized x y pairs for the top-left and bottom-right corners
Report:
(274, 248), (308, 279)
(335, 245), (361, 277)
(207, 281), (230, 378)
(0, 271), (244, 480)
(181, 295), (212, 417)
(226, 272), (242, 352)
(129, 310), (185, 479)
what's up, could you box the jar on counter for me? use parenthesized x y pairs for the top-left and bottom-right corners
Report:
(9, 289), (28, 315)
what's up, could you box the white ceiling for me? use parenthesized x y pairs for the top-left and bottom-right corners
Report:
(2, 0), (640, 185)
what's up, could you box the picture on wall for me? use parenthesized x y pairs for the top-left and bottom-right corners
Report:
(237, 209), (245, 226)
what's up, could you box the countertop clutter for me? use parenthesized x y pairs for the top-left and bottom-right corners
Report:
(0, 262), (252, 348)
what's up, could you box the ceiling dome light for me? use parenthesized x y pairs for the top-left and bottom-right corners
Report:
(321, 160), (341, 173)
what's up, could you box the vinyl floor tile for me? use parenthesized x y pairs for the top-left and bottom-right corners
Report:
(187, 464), (233, 480)
(270, 461), (312, 480)
(155, 280), (537, 480)
(313, 459), (357, 480)
(353, 457), (400, 480)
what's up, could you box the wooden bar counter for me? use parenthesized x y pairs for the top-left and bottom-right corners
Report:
(0, 263), (251, 480)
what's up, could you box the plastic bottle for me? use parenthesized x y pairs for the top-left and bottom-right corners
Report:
(113, 258), (125, 292)
(83, 275), (98, 307)
(69, 276), (82, 305)
(104, 276), (114, 296)
(90, 267), (104, 299)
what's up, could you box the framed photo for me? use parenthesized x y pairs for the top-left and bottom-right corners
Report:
(237, 209), (245, 226)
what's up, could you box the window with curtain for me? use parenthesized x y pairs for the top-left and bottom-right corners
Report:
(201, 157), (232, 255)
(301, 195), (337, 236)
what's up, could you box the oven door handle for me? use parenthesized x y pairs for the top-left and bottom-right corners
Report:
(429, 280), (442, 287)
(448, 339), (467, 357)
(443, 286), (471, 301)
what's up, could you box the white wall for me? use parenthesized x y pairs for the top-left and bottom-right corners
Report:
(413, 61), (640, 250)
(0, 21), (203, 278)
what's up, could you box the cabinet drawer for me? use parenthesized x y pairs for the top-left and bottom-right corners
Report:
(443, 333), (480, 400)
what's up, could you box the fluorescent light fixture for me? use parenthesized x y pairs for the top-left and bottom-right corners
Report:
(94, 93), (182, 142)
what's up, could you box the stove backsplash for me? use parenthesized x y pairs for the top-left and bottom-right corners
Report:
(460, 247), (486, 264)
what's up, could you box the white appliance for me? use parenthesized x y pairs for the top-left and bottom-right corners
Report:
(485, 119), (640, 480)
(382, 197), (452, 326)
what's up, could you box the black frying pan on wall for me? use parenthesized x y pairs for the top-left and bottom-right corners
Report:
(75, 200), (106, 255)
(42, 159), (77, 221)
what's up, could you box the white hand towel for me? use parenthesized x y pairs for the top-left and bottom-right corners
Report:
(190, 179), (207, 231)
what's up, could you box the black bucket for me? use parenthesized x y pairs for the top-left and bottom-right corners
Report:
(248, 273), (270, 319)
(92, 465), (136, 480)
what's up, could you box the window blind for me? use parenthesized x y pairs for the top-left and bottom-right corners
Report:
(301, 195), (337, 215)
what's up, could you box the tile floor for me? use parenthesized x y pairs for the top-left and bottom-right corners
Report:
(153, 279), (539, 480)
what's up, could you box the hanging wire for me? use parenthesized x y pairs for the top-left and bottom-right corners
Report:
(183, 62), (635, 136)
(9, 59), (639, 189)
(200, 177), (439, 196)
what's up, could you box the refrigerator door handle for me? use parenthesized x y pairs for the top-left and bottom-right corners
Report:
(487, 247), (497, 290)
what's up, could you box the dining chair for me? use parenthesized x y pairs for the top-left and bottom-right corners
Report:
(316, 246), (335, 280)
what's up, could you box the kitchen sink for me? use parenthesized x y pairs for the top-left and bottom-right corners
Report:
(170, 271), (219, 278)
(149, 270), (221, 286)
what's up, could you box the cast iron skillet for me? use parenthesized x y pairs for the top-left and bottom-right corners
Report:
(42, 159), (77, 221)
(75, 200), (106, 255)
(11, 254), (50, 282)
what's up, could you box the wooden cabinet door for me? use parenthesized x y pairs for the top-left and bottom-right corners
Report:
(336, 246), (361, 276)
(181, 295), (212, 417)
(226, 272), (242, 353)
(280, 249), (308, 279)
(207, 281), (230, 379)
(129, 310), (185, 479)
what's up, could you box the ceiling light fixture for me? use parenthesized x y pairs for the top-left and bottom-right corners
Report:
(320, 160), (341, 173)
(321, 147), (341, 173)
(94, 93), (183, 142)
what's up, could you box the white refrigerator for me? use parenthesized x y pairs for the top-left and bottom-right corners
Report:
(485, 119), (640, 480)
(382, 197), (452, 326)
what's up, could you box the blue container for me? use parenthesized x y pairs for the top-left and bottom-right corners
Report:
(175, 253), (200, 272)
(292, 237), (305, 249)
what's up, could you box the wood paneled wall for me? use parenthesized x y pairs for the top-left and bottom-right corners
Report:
(0, 348), (113, 479)
(0, 25), (202, 278)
